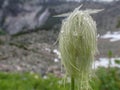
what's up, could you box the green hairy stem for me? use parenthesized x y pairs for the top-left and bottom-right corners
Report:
(71, 77), (75, 90)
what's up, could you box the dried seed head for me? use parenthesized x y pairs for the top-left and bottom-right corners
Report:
(59, 6), (98, 90)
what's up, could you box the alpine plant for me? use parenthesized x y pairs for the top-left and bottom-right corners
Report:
(59, 6), (100, 90)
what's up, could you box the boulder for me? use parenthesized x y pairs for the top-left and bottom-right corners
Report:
(3, 8), (50, 34)
(0, 0), (50, 35)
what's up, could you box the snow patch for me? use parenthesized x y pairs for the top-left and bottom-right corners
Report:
(54, 58), (59, 62)
(101, 31), (120, 42)
(45, 48), (51, 52)
(93, 57), (120, 69)
(53, 49), (61, 58)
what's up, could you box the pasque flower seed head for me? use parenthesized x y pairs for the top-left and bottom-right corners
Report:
(59, 6), (99, 90)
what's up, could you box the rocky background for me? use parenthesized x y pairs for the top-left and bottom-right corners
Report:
(0, 0), (120, 35)
(0, 0), (120, 76)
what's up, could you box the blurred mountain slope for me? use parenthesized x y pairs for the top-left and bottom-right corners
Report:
(0, 0), (120, 35)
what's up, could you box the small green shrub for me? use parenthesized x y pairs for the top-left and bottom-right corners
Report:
(116, 19), (120, 28)
(95, 67), (120, 90)
(115, 59), (120, 65)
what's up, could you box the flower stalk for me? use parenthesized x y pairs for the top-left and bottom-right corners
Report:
(71, 77), (75, 90)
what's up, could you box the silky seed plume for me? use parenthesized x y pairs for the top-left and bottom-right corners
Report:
(59, 6), (98, 90)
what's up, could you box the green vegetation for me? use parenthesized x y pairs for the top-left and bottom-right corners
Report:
(116, 19), (120, 28)
(96, 67), (120, 90)
(0, 66), (120, 90)
(115, 59), (120, 64)
(0, 72), (68, 90)
(0, 29), (6, 35)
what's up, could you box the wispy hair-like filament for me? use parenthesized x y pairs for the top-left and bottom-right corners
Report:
(59, 6), (98, 90)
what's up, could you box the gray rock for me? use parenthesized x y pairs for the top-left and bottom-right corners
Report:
(0, 0), (50, 35)
(3, 8), (50, 34)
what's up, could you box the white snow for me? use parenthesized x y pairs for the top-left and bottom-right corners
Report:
(101, 31), (120, 42)
(45, 48), (51, 52)
(93, 57), (120, 69)
(53, 49), (61, 58)
(54, 58), (59, 62)
(53, 49), (59, 55)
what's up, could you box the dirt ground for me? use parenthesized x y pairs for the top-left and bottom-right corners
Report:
(0, 30), (120, 76)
